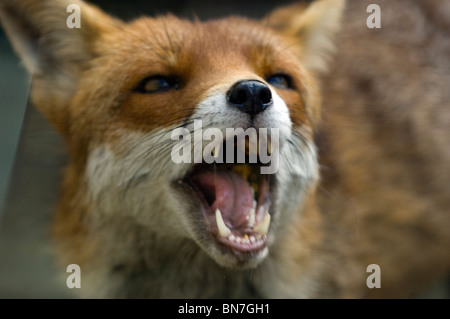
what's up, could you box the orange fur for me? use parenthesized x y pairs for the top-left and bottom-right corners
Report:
(1, 0), (449, 298)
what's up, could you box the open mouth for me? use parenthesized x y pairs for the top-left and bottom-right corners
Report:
(176, 138), (274, 258)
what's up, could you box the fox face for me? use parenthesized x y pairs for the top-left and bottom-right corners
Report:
(0, 0), (345, 297)
(81, 15), (322, 269)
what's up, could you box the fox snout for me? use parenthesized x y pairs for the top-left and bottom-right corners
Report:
(227, 80), (273, 118)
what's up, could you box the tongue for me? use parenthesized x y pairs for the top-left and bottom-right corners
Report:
(190, 170), (254, 229)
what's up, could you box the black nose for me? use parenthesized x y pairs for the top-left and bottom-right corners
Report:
(227, 80), (273, 117)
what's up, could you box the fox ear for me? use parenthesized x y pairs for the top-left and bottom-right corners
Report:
(0, 0), (122, 133)
(266, 0), (345, 73)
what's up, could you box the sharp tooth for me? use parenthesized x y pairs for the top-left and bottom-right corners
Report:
(248, 134), (258, 156)
(212, 143), (221, 159)
(215, 208), (231, 237)
(254, 213), (271, 236)
(257, 205), (266, 218)
(248, 208), (255, 228)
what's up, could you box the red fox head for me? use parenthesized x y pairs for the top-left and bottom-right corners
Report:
(0, 0), (344, 295)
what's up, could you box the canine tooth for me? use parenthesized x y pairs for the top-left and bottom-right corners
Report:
(215, 208), (231, 237)
(248, 208), (256, 228)
(257, 206), (266, 218)
(248, 136), (258, 156)
(254, 213), (271, 236)
(267, 138), (272, 155)
(212, 143), (221, 159)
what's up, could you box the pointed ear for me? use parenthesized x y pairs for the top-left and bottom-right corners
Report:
(0, 0), (123, 133)
(265, 0), (345, 73)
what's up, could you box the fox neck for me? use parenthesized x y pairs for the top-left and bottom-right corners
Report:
(54, 205), (260, 297)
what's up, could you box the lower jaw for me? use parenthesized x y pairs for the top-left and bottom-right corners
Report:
(209, 243), (269, 269)
(204, 204), (274, 268)
(211, 228), (274, 269)
(175, 163), (276, 268)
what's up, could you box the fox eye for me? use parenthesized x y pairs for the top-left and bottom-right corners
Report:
(266, 74), (294, 90)
(135, 75), (180, 94)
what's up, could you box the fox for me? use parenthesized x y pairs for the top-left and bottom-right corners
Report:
(0, 0), (449, 298)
